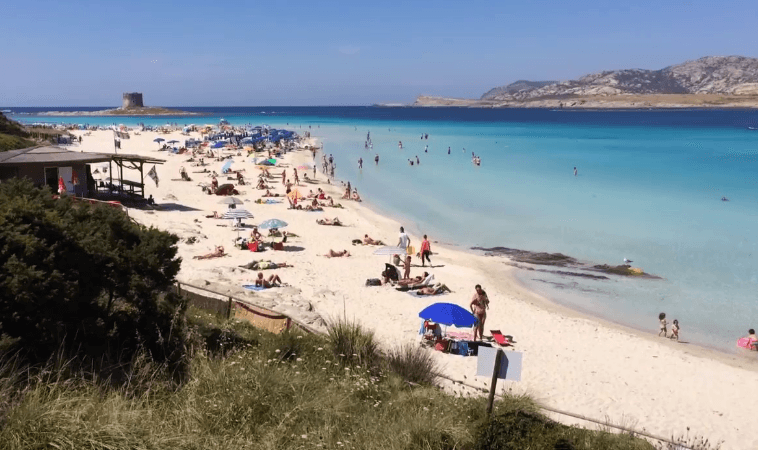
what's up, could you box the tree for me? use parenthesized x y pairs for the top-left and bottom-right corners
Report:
(0, 179), (188, 377)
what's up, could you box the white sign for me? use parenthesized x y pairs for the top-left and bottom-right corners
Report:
(476, 347), (523, 382)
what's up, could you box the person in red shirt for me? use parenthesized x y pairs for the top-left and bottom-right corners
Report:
(419, 235), (432, 267)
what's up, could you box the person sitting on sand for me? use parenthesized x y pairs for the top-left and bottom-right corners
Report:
(307, 189), (316, 198)
(256, 179), (268, 190)
(342, 186), (351, 199)
(251, 227), (262, 240)
(745, 329), (758, 350)
(237, 172), (245, 185)
(317, 217), (343, 226)
(255, 271), (282, 288)
(351, 189), (362, 202)
(363, 234), (383, 245)
(324, 249), (350, 258)
(416, 283), (451, 296)
(181, 166), (192, 182)
(317, 188), (327, 200)
(193, 246), (225, 260)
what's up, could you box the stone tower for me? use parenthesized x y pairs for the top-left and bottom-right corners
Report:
(122, 92), (144, 109)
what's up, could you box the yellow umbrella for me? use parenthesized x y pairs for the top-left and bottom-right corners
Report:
(287, 189), (304, 200)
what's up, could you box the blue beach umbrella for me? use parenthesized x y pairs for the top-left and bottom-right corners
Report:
(258, 160), (274, 166)
(221, 160), (233, 173)
(258, 219), (288, 229)
(418, 303), (477, 328)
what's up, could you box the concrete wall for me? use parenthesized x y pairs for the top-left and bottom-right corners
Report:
(122, 92), (144, 109)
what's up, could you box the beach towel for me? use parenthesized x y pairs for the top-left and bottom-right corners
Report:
(242, 284), (267, 291)
(406, 289), (448, 298)
(737, 337), (757, 350)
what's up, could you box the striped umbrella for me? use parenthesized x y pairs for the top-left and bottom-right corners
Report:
(221, 209), (254, 220)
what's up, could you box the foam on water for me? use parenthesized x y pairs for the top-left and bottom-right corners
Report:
(11, 107), (758, 353)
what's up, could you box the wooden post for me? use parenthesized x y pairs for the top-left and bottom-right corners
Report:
(227, 296), (233, 319)
(486, 349), (503, 417)
(176, 282), (182, 297)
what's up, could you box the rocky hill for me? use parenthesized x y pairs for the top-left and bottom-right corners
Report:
(483, 56), (758, 101)
(480, 80), (556, 100)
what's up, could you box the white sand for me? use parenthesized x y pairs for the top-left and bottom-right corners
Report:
(70, 129), (758, 449)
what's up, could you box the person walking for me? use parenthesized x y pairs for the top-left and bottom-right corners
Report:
(358, 157), (363, 169)
(397, 226), (410, 251)
(419, 235), (432, 267)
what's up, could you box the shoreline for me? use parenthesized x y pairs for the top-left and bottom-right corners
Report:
(48, 128), (758, 449)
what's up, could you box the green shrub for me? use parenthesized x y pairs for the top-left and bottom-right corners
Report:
(386, 343), (440, 386)
(0, 179), (187, 380)
(326, 319), (380, 369)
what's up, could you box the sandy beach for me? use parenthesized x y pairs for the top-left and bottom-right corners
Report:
(70, 128), (758, 449)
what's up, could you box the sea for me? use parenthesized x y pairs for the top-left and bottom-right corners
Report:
(6, 106), (758, 355)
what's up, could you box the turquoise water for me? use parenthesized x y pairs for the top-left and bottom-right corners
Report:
(11, 107), (758, 353)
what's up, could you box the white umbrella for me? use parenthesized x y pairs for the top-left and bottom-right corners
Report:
(218, 197), (244, 206)
(372, 246), (407, 256)
(221, 209), (254, 220)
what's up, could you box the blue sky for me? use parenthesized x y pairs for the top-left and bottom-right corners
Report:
(2, 0), (756, 106)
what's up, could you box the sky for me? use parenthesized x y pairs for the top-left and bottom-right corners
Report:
(1, 0), (757, 106)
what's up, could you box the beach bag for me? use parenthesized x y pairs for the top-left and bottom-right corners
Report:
(407, 245), (415, 256)
(365, 278), (382, 286)
(457, 341), (469, 356)
(248, 241), (260, 252)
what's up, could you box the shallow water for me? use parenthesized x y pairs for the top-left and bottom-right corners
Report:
(10, 107), (758, 353)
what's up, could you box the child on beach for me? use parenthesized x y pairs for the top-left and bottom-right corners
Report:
(658, 312), (667, 337)
(670, 319), (679, 341)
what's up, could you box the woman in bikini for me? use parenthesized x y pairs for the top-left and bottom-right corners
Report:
(193, 246), (225, 260)
(324, 249), (350, 258)
(470, 284), (489, 341)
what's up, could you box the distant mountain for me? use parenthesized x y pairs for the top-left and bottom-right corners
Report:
(480, 80), (556, 100)
(482, 56), (758, 101)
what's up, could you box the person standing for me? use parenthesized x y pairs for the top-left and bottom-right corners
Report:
(282, 169), (287, 186)
(375, 154), (379, 165)
(293, 168), (299, 186)
(574, 167), (578, 177)
(397, 226), (410, 251)
(470, 285), (489, 342)
(419, 235), (432, 267)
(358, 157), (363, 169)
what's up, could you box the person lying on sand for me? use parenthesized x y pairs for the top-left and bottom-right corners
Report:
(363, 234), (384, 245)
(193, 246), (225, 259)
(396, 271), (429, 286)
(416, 283), (451, 296)
(205, 211), (220, 219)
(261, 189), (280, 197)
(323, 249), (350, 258)
(317, 218), (343, 226)
(255, 272), (282, 288)
(239, 260), (293, 270)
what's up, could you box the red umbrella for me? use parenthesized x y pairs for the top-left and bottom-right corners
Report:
(58, 177), (66, 194)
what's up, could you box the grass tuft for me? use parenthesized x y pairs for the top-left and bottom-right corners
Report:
(326, 318), (381, 369)
(386, 343), (440, 386)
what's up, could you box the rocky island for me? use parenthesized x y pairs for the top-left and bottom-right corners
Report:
(414, 56), (758, 109)
(38, 92), (205, 116)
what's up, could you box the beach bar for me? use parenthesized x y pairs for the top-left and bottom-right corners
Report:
(0, 145), (164, 199)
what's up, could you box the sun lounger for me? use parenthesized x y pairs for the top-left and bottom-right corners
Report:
(490, 330), (512, 347)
